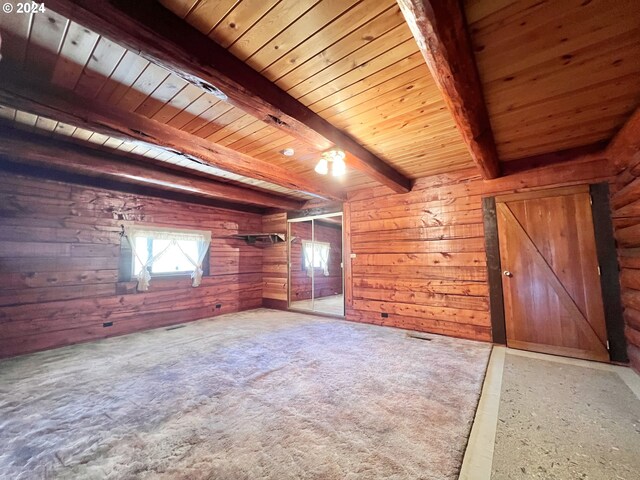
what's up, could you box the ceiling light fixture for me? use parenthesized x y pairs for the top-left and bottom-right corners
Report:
(315, 149), (346, 177)
(281, 148), (295, 157)
(314, 158), (329, 175)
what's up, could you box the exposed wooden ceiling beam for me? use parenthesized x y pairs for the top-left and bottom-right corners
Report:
(397, 0), (500, 179)
(43, 0), (413, 194)
(608, 106), (640, 172)
(0, 74), (344, 201)
(0, 124), (303, 210)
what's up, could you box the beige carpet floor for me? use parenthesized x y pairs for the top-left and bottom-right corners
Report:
(0, 309), (491, 479)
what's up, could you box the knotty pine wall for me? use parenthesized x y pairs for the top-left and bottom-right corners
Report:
(0, 171), (263, 358)
(612, 157), (640, 371)
(289, 221), (343, 301)
(262, 212), (288, 309)
(344, 156), (614, 343)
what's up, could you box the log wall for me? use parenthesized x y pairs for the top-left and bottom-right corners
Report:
(612, 156), (640, 371)
(0, 171), (263, 358)
(289, 221), (343, 301)
(345, 156), (614, 342)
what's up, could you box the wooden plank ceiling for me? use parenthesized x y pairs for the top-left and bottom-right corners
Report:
(465, 0), (640, 161)
(0, 0), (638, 201)
(0, 105), (312, 201)
(0, 0), (473, 198)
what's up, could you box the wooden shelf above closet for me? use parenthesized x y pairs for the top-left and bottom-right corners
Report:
(231, 233), (286, 245)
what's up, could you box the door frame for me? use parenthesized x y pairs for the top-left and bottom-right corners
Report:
(287, 211), (345, 318)
(482, 183), (628, 362)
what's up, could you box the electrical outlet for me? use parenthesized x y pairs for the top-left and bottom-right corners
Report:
(103, 322), (113, 327)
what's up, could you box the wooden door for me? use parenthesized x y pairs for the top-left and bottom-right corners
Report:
(496, 186), (609, 362)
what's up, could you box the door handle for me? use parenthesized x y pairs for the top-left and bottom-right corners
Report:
(503, 270), (513, 277)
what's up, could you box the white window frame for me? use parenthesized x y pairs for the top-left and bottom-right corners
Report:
(125, 225), (212, 291)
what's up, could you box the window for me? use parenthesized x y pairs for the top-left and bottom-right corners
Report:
(133, 236), (199, 276)
(124, 226), (211, 291)
(302, 240), (331, 276)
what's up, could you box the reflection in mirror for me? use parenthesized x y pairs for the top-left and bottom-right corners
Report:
(312, 217), (343, 316)
(288, 214), (344, 316)
(289, 220), (314, 311)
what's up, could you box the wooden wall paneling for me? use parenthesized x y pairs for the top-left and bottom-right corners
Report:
(261, 212), (288, 309)
(344, 155), (614, 343)
(0, 169), (265, 358)
(343, 202), (354, 309)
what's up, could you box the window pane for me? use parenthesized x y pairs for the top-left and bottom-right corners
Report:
(313, 243), (329, 268)
(151, 240), (196, 274)
(177, 239), (198, 263)
(133, 236), (149, 275)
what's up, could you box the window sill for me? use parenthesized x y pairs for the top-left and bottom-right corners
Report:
(116, 275), (208, 295)
(147, 273), (193, 279)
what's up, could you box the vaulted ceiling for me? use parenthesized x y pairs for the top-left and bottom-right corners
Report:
(0, 0), (638, 208)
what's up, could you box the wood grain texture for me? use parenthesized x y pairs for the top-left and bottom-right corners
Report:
(4, 0), (635, 190)
(611, 134), (640, 372)
(496, 196), (609, 362)
(397, 0), (500, 179)
(0, 0), (475, 188)
(0, 125), (302, 210)
(0, 170), (263, 358)
(344, 155), (613, 342)
(261, 212), (288, 304)
(609, 106), (640, 172)
(0, 74), (344, 201)
(43, 0), (412, 193)
(465, 0), (640, 161)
